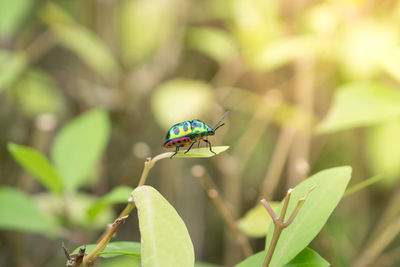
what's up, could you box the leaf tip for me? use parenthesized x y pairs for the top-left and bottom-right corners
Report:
(7, 142), (17, 152)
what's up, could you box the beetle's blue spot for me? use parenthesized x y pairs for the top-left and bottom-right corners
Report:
(192, 122), (201, 128)
(183, 123), (188, 132)
(173, 127), (180, 135)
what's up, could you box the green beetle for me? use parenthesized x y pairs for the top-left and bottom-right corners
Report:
(163, 112), (229, 158)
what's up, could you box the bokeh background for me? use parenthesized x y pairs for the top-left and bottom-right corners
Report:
(2, 0), (400, 266)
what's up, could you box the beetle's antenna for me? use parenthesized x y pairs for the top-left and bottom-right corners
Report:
(213, 111), (229, 131)
(214, 123), (225, 131)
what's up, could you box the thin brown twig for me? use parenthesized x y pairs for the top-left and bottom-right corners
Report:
(79, 152), (173, 266)
(83, 216), (128, 266)
(260, 126), (296, 200)
(233, 90), (282, 172)
(287, 56), (315, 186)
(374, 246), (400, 266)
(74, 246), (86, 267)
(62, 242), (72, 261)
(283, 186), (315, 227)
(25, 30), (58, 63)
(261, 186), (315, 267)
(353, 216), (400, 267)
(191, 165), (253, 257)
(366, 185), (400, 246)
(262, 189), (292, 267)
(62, 241), (85, 267)
(260, 199), (278, 223)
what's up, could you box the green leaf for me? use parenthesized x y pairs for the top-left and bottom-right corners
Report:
(119, 0), (177, 65)
(55, 25), (117, 75)
(231, 0), (281, 65)
(152, 78), (214, 130)
(195, 262), (222, 267)
(40, 3), (117, 75)
(35, 192), (113, 230)
(285, 248), (329, 267)
(317, 82), (400, 134)
(0, 0), (32, 37)
(237, 202), (279, 238)
(251, 36), (323, 71)
(101, 257), (140, 267)
(186, 27), (237, 63)
(366, 120), (400, 185)
(235, 248), (329, 267)
(344, 174), (385, 196)
(0, 187), (57, 235)
(8, 143), (63, 195)
(339, 21), (397, 79)
(73, 241), (140, 258)
(87, 186), (133, 220)
(51, 108), (110, 192)
(173, 146), (229, 158)
(264, 167), (351, 267)
(12, 68), (65, 117)
(0, 50), (27, 91)
(132, 186), (195, 267)
(235, 250), (265, 267)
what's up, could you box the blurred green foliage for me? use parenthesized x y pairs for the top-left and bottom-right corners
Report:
(1, 0), (400, 266)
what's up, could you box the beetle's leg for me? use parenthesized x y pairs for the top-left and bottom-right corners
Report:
(197, 140), (201, 148)
(184, 141), (197, 154)
(170, 145), (181, 159)
(204, 137), (216, 155)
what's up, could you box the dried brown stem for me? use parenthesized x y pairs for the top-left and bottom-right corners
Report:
(25, 30), (58, 63)
(260, 126), (296, 200)
(283, 186), (315, 227)
(288, 56), (315, 186)
(374, 246), (400, 266)
(262, 186), (315, 267)
(77, 152), (173, 266)
(192, 165), (253, 257)
(260, 199), (278, 223)
(353, 216), (400, 267)
(233, 90), (282, 172)
(366, 185), (400, 246)
(62, 241), (85, 267)
(74, 246), (86, 267)
(83, 216), (128, 266)
(62, 242), (73, 267)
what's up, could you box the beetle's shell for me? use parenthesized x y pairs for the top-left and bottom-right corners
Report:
(163, 121), (192, 147)
(164, 136), (193, 148)
(163, 119), (214, 148)
(190, 120), (213, 135)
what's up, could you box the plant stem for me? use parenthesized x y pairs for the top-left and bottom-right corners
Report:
(25, 30), (58, 63)
(262, 189), (292, 267)
(263, 224), (283, 267)
(83, 216), (128, 266)
(353, 216), (400, 267)
(260, 126), (296, 200)
(192, 165), (253, 257)
(343, 174), (385, 197)
(288, 56), (314, 186)
(81, 152), (173, 266)
(233, 90), (282, 173)
(261, 186), (315, 267)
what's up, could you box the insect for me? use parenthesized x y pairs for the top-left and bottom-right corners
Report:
(163, 111), (229, 158)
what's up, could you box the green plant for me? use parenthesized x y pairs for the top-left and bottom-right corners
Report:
(4, 109), (120, 238)
(5, 108), (390, 267)
(3, 107), (353, 267)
